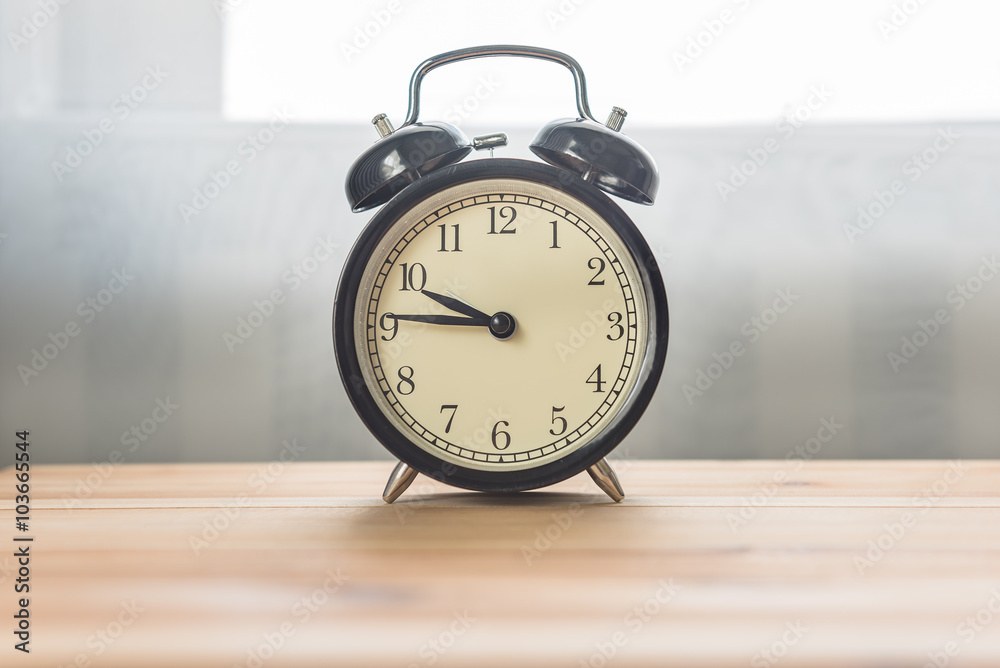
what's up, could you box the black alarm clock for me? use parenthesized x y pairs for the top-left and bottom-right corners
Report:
(333, 45), (667, 503)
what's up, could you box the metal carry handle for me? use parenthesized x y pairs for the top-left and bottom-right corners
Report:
(402, 45), (597, 127)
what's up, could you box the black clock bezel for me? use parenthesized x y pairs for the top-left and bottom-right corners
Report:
(333, 158), (668, 493)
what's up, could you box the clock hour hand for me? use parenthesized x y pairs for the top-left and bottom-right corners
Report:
(388, 313), (490, 326)
(420, 289), (490, 320)
(394, 290), (517, 340)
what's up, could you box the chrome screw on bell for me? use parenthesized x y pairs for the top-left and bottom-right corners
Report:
(605, 106), (627, 132)
(372, 113), (395, 137)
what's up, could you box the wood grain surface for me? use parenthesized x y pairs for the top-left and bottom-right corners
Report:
(2, 460), (1000, 667)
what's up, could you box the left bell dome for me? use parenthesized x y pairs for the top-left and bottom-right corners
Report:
(345, 120), (473, 212)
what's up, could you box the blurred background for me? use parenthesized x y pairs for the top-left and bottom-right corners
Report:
(1, 0), (998, 464)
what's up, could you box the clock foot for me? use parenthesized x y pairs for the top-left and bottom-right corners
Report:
(587, 458), (625, 503)
(382, 460), (418, 504)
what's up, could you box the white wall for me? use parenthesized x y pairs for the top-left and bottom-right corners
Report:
(2, 119), (998, 463)
(1, 0), (221, 116)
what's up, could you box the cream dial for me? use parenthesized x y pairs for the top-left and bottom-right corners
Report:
(353, 176), (648, 472)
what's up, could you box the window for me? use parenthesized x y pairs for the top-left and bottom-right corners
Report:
(223, 0), (1000, 126)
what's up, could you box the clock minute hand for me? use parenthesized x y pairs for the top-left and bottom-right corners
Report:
(409, 289), (517, 341)
(420, 289), (490, 320)
(389, 313), (490, 326)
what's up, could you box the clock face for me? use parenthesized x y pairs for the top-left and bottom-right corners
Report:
(335, 159), (667, 492)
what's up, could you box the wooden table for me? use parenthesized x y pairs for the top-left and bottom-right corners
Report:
(3, 460), (1000, 667)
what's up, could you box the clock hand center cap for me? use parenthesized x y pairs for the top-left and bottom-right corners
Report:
(489, 312), (516, 340)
